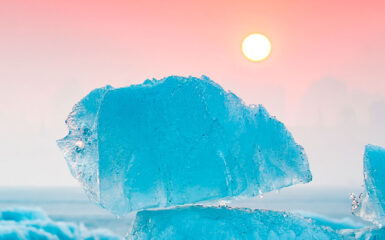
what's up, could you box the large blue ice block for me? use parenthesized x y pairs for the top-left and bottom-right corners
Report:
(352, 144), (385, 226)
(57, 76), (311, 215)
(128, 205), (341, 240)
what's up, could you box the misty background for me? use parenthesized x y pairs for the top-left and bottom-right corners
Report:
(0, 0), (384, 189)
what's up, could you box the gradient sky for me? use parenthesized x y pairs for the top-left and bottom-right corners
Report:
(0, 0), (384, 187)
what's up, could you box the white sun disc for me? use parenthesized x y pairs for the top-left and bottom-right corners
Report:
(242, 33), (272, 61)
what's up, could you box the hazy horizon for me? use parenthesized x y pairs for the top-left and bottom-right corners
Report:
(1, 0), (384, 187)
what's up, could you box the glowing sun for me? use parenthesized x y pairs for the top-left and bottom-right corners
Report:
(242, 33), (271, 61)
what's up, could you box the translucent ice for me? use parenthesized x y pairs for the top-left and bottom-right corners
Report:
(352, 144), (385, 226)
(128, 205), (341, 240)
(0, 208), (120, 240)
(342, 227), (385, 240)
(58, 76), (312, 215)
(357, 227), (385, 240)
(296, 211), (365, 230)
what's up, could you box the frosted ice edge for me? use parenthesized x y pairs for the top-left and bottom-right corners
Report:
(352, 144), (385, 226)
(57, 85), (113, 203)
(58, 76), (312, 215)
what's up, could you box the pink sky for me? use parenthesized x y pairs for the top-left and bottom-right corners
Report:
(0, 0), (384, 186)
(2, 0), (385, 93)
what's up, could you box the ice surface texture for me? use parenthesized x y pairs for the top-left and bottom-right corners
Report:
(342, 227), (385, 240)
(353, 144), (385, 226)
(57, 76), (311, 215)
(128, 205), (342, 240)
(0, 208), (120, 240)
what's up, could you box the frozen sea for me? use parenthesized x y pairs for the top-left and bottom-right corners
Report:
(0, 185), (368, 238)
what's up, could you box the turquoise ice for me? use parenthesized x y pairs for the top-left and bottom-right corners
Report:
(343, 227), (385, 240)
(128, 205), (341, 240)
(0, 208), (120, 240)
(128, 205), (385, 240)
(352, 144), (385, 226)
(129, 205), (385, 240)
(57, 76), (311, 215)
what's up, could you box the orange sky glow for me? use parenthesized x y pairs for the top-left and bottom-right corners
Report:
(0, 0), (384, 186)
